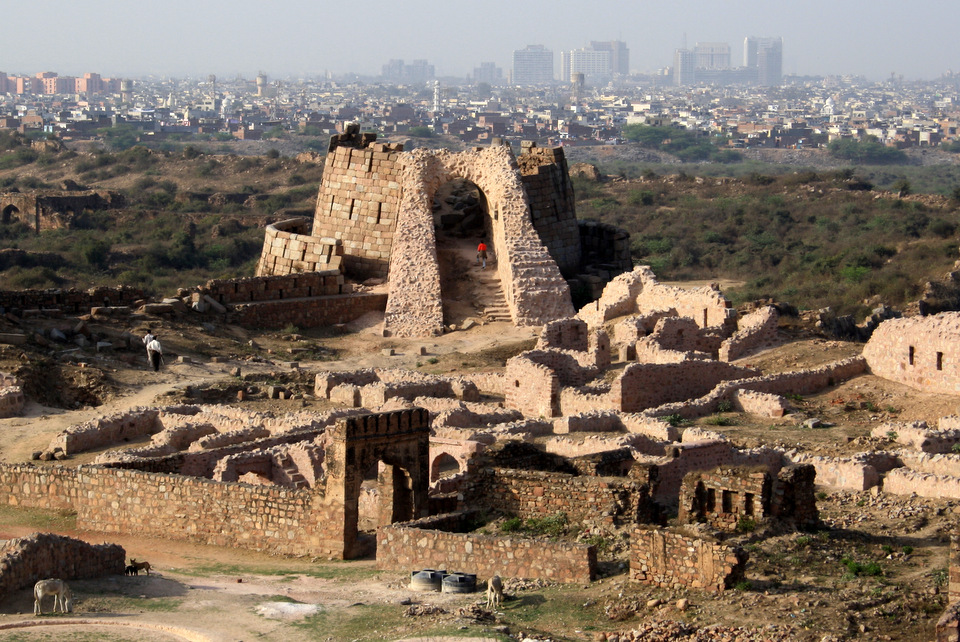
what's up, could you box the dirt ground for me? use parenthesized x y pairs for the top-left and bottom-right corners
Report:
(0, 299), (957, 640)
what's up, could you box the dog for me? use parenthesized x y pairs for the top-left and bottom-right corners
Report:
(129, 559), (151, 575)
(486, 574), (503, 610)
(124, 565), (138, 576)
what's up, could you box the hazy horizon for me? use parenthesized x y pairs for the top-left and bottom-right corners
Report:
(3, 0), (958, 82)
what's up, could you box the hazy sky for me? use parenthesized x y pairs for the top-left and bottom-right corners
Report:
(3, 0), (957, 81)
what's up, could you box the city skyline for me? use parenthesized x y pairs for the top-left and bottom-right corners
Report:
(3, 0), (958, 81)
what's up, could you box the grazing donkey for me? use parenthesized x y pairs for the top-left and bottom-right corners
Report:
(129, 558), (151, 575)
(34, 579), (72, 615)
(486, 574), (503, 610)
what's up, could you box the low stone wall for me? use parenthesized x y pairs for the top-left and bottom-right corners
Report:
(0, 386), (24, 418)
(898, 452), (960, 478)
(0, 464), (345, 558)
(872, 421), (960, 454)
(0, 286), (144, 316)
(0, 532), (125, 604)
(883, 468), (960, 499)
(719, 306), (779, 362)
(462, 468), (657, 528)
(199, 270), (344, 305)
(611, 361), (760, 414)
(227, 292), (387, 330)
(789, 453), (881, 491)
(48, 408), (163, 456)
(376, 512), (595, 584)
(255, 218), (344, 277)
(630, 526), (747, 592)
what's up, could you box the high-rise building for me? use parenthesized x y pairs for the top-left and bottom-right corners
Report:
(561, 48), (612, 84)
(589, 40), (629, 76)
(472, 62), (503, 85)
(744, 36), (782, 85)
(673, 49), (696, 86)
(693, 42), (731, 70)
(381, 59), (435, 83)
(512, 45), (554, 85)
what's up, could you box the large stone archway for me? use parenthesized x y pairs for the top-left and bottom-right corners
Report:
(383, 145), (574, 337)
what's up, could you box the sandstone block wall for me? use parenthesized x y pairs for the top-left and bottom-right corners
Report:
(883, 467), (960, 498)
(0, 463), (346, 558)
(0, 532), (125, 603)
(863, 313), (960, 394)
(377, 511), (595, 584)
(578, 220), (632, 277)
(311, 133), (404, 279)
(198, 271), (344, 305)
(630, 527), (747, 592)
(719, 305), (780, 362)
(0, 285), (144, 316)
(255, 218), (345, 277)
(227, 292), (387, 330)
(790, 454), (880, 490)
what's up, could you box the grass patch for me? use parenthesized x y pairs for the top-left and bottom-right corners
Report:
(0, 505), (77, 531)
(176, 561), (381, 583)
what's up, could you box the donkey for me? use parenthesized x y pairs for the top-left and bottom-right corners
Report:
(486, 574), (503, 610)
(34, 579), (72, 615)
(129, 558), (151, 575)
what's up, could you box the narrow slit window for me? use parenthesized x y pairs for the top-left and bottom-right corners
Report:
(937, 352), (944, 371)
(909, 346), (915, 366)
(706, 488), (716, 512)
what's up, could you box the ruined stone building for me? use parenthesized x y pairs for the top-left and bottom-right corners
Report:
(0, 189), (123, 232)
(256, 128), (631, 337)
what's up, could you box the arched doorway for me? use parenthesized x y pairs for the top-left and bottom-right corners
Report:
(1, 204), (19, 225)
(430, 452), (461, 483)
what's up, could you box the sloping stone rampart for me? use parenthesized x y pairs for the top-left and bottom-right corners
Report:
(630, 526), (747, 592)
(255, 218), (344, 276)
(863, 312), (960, 394)
(377, 512), (595, 584)
(0, 533), (125, 604)
(719, 305), (780, 362)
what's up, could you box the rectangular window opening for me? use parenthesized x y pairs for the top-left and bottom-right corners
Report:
(721, 490), (733, 513)
(706, 488), (716, 512)
(909, 346), (915, 366)
(937, 352), (944, 371)
(744, 493), (754, 516)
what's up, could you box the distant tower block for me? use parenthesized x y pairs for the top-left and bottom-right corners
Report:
(120, 80), (133, 103)
(256, 73), (268, 97)
(571, 73), (585, 101)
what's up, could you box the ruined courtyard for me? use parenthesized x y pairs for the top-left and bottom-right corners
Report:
(0, 136), (959, 641)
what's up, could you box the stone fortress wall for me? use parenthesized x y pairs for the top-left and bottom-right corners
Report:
(863, 312), (960, 395)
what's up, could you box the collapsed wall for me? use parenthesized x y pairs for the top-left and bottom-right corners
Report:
(630, 526), (747, 592)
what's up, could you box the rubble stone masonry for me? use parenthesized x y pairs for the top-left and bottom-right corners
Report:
(630, 526), (747, 592)
(0, 285), (144, 316)
(377, 512), (595, 584)
(0, 532), (125, 603)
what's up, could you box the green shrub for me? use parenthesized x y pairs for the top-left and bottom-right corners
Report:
(499, 517), (522, 533)
(736, 517), (756, 533)
(716, 400), (733, 413)
(664, 414), (686, 427)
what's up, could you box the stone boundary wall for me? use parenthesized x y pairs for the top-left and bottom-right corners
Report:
(863, 313), (960, 394)
(0, 286), (144, 316)
(315, 369), (480, 405)
(197, 271), (344, 306)
(610, 361), (761, 413)
(0, 532), (125, 603)
(544, 434), (666, 459)
(630, 526), (747, 592)
(459, 372), (506, 395)
(463, 468), (656, 528)
(377, 512), (595, 584)
(227, 292), (387, 330)
(255, 218), (344, 277)
(719, 306), (779, 362)
(0, 463), (346, 558)
(0, 386), (24, 418)
(883, 468), (960, 498)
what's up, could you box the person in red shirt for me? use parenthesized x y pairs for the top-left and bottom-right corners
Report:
(476, 241), (488, 269)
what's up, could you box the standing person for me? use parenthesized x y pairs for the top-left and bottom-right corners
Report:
(146, 336), (163, 372)
(476, 240), (488, 270)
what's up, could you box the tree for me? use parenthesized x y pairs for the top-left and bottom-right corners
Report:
(97, 123), (141, 151)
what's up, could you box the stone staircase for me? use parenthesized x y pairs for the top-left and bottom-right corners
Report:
(276, 454), (310, 489)
(473, 270), (512, 323)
